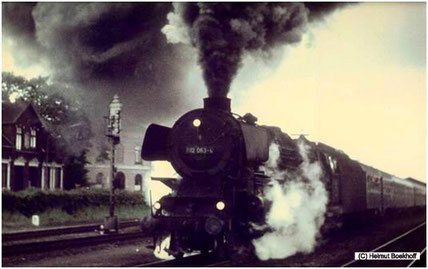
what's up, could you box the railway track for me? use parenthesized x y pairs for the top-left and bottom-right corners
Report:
(135, 254), (230, 267)
(2, 219), (140, 242)
(2, 230), (147, 257)
(342, 222), (426, 267)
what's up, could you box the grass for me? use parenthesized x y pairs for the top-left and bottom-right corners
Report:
(2, 205), (150, 232)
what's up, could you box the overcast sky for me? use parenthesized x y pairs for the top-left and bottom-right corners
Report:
(2, 2), (426, 181)
(230, 2), (426, 181)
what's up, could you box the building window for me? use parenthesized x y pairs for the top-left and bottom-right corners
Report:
(16, 127), (22, 150)
(96, 172), (104, 185)
(45, 167), (51, 189)
(135, 147), (142, 164)
(114, 172), (125, 190)
(116, 144), (124, 164)
(2, 164), (7, 189)
(30, 128), (37, 148)
(134, 174), (142, 191)
(24, 131), (30, 149)
(55, 168), (61, 189)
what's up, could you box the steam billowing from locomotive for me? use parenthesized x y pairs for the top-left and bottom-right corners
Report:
(254, 141), (328, 260)
(162, 3), (347, 97)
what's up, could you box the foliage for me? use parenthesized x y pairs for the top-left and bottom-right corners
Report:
(64, 150), (90, 190)
(2, 188), (147, 217)
(2, 205), (150, 231)
(2, 72), (68, 125)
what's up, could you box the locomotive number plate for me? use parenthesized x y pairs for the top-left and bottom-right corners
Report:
(185, 146), (214, 154)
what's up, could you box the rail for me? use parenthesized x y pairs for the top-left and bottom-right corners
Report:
(2, 219), (140, 242)
(135, 254), (230, 267)
(3, 231), (147, 257)
(341, 222), (426, 267)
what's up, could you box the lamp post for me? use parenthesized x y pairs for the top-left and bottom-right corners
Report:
(104, 94), (122, 233)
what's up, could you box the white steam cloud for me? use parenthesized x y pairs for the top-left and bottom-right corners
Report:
(253, 140), (328, 260)
(161, 3), (191, 45)
(154, 235), (173, 260)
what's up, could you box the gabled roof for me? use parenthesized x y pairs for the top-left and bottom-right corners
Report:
(2, 100), (47, 129)
(2, 133), (13, 146)
(2, 100), (31, 124)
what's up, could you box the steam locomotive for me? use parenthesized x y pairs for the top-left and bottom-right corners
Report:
(141, 97), (426, 258)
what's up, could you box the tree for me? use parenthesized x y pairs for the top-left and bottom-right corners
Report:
(64, 150), (90, 189)
(2, 72), (93, 188)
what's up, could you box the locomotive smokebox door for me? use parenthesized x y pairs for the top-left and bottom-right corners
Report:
(141, 124), (171, 161)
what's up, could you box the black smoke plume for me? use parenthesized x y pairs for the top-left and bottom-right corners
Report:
(2, 3), (197, 157)
(3, 3), (349, 154)
(163, 3), (348, 97)
(2, 3), (193, 114)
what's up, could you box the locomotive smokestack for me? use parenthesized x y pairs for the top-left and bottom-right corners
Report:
(203, 97), (231, 112)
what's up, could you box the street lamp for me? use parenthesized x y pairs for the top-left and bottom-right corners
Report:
(104, 94), (122, 233)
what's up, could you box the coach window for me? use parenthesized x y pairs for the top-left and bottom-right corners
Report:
(328, 156), (336, 171)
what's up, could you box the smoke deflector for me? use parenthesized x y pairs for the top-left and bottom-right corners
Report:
(141, 124), (171, 161)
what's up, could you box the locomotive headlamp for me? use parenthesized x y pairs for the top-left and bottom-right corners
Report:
(192, 118), (201, 127)
(153, 202), (162, 210)
(216, 201), (225, 211)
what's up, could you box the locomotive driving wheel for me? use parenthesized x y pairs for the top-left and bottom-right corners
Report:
(168, 232), (185, 259)
(213, 226), (252, 260)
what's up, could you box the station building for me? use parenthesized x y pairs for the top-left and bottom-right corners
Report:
(2, 101), (64, 191)
(85, 133), (151, 194)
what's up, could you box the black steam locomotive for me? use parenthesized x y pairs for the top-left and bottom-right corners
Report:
(141, 97), (426, 258)
(142, 97), (282, 257)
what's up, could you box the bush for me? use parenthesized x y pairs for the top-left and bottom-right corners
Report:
(2, 205), (150, 231)
(2, 188), (146, 217)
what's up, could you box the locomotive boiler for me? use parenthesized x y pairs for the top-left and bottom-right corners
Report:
(141, 97), (426, 258)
